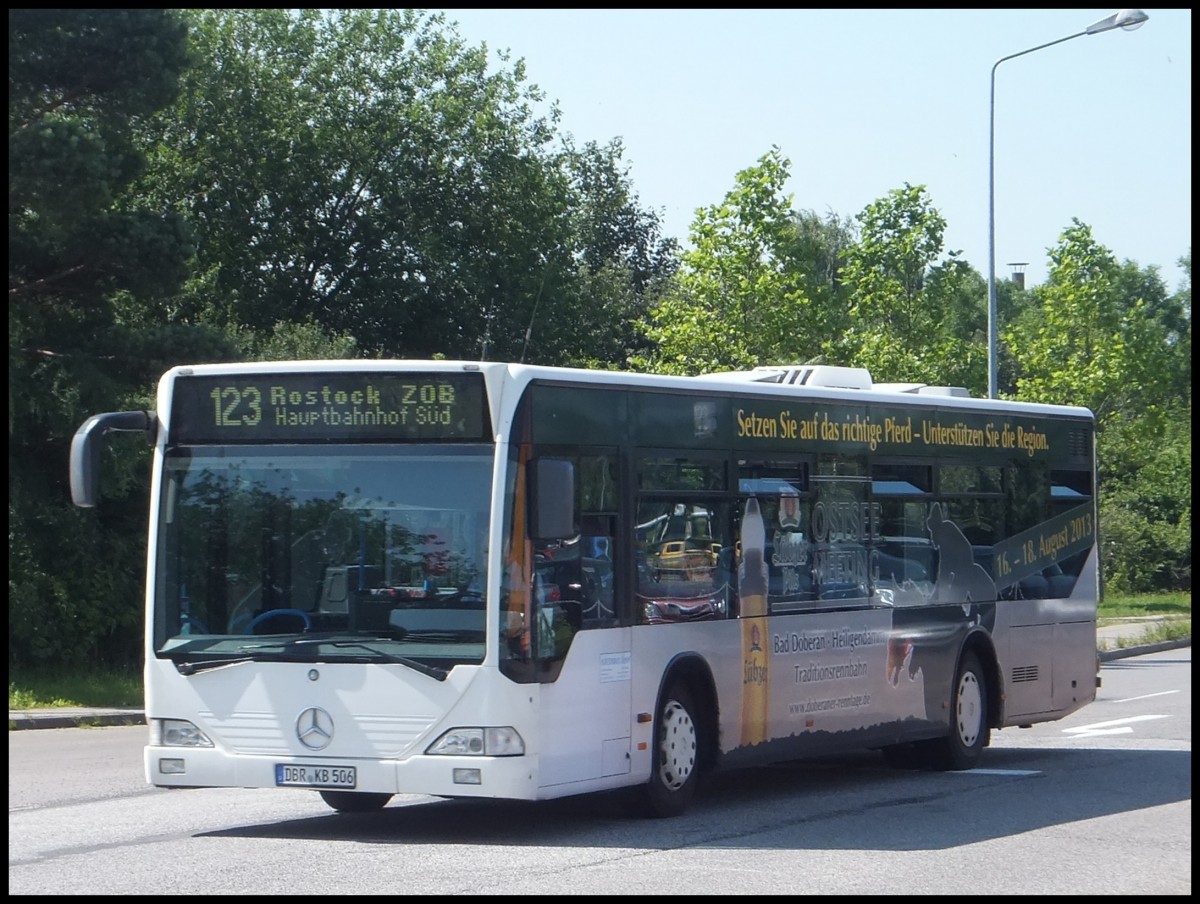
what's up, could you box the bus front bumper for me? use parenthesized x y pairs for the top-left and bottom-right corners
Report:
(145, 746), (541, 800)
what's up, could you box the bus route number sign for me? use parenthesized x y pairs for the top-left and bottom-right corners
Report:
(171, 372), (490, 443)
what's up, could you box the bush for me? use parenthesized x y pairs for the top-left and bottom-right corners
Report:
(1101, 496), (1192, 593)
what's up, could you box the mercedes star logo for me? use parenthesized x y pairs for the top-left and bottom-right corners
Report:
(296, 706), (334, 750)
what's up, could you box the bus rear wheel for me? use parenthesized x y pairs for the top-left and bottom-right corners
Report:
(927, 649), (989, 770)
(319, 790), (392, 813)
(634, 681), (702, 819)
(882, 649), (990, 772)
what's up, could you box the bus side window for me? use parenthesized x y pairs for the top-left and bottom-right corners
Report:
(579, 514), (616, 626)
(532, 516), (614, 634)
(635, 499), (731, 624)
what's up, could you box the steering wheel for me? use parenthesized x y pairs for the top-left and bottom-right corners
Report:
(247, 608), (313, 634)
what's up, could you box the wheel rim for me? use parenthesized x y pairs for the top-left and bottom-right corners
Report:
(657, 698), (697, 791)
(955, 670), (983, 748)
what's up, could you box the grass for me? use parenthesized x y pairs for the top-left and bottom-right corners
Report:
(1098, 590), (1191, 620)
(9, 593), (1190, 711)
(1098, 591), (1192, 650)
(8, 669), (143, 711)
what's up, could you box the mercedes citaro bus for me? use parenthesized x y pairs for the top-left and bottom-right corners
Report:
(70, 360), (1100, 816)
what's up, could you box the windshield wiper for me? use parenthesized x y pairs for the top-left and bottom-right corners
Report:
(396, 629), (486, 645)
(326, 639), (448, 680)
(236, 636), (448, 680)
(175, 656), (255, 675)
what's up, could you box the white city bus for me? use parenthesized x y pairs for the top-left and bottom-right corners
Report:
(70, 360), (1100, 816)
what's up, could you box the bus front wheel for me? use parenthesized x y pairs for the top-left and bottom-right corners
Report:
(319, 790), (392, 813)
(636, 681), (702, 818)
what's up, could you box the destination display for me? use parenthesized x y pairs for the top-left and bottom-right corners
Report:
(170, 372), (490, 443)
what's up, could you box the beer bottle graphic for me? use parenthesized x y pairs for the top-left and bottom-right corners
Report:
(739, 497), (770, 746)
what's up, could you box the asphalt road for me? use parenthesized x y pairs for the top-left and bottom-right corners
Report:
(8, 646), (1191, 895)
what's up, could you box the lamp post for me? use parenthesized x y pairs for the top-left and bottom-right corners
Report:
(986, 8), (1148, 399)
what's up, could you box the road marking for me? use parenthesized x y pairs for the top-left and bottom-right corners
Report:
(957, 768), (1041, 776)
(1066, 726), (1135, 736)
(1063, 714), (1168, 738)
(1113, 690), (1180, 703)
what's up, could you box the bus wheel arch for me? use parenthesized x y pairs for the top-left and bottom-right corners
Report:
(634, 655), (718, 818)
(930, 642), (993, 770)
(966, 633), (1003, 732)
(883, 634), (999, 772)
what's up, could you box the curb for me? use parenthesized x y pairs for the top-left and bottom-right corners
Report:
(1098, 636), (1191, 663)
(8, 709), (145, 731)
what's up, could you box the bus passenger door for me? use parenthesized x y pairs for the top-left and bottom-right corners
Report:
(534, 520), (631, 789)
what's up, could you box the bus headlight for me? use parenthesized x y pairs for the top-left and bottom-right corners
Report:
(151, 718), (214, 748)
(426, 726), (525, 756)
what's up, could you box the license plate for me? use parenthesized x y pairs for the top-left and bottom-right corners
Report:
(275, 764), (357, 788)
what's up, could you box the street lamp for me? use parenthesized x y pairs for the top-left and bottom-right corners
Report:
(986, 8), (1148, 399)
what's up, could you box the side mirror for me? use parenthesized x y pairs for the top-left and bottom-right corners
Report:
(69, 411), (157, 507)
(528, 458), (575, 541)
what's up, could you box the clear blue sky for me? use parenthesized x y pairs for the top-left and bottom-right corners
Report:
(433, 8), (1191, 293)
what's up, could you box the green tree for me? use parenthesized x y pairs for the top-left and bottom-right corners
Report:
(636, 148), (831, 375)
(835, 183), (984, 388)
(1099, 407), (1191, 592)
(9, 10), (196, 669)
(1006, 220), (1176, 416)
(138, 9), (670, 367)
(525, 138), (678, 368)
(233, 319), (364, 362)
(1111, 252), (1191, 401)
(777, 207), (857, 357)
(1010, 223), (1191, 593)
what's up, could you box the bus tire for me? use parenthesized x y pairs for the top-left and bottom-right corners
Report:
(635, 681), (702, 818)
(319, 790), (392, 813)
(928, 649), (990, 770)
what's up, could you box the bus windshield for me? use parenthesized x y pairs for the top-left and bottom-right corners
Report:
(155, 444), (493, 670)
